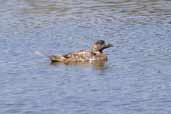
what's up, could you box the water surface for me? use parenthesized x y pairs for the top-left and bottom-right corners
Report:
(0, 0), (171, 114)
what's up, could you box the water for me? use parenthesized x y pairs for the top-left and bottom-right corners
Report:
(0, 0), (171, 114)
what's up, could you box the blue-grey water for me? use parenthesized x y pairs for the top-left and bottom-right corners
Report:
(0, 0), (171, 114)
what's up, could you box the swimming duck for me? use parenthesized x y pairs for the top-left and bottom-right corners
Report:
(49, 40), (113, 64)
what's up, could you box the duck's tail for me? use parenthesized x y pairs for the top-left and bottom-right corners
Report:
(49, 55), (66, 62)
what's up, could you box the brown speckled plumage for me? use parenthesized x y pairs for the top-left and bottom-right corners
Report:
(49, 40), (113, 64)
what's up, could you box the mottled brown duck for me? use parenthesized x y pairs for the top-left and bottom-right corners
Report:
(49, 40), (113, 64)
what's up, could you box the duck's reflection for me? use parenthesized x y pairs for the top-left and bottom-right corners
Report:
(50, 60), (107, 70)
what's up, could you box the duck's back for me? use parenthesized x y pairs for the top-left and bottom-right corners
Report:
(63, 50), (95, 63)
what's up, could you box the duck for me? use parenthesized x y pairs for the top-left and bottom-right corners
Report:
(49, 40), (113, 64)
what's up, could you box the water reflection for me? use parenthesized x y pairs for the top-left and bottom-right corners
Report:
(15, 0), (171, 27)
(22, 0), (72, 15)
(51, 61), (107, 70)
(22, 0), (171, 17)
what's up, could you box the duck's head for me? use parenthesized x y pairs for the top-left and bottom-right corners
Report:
(91, 40), (113, 52)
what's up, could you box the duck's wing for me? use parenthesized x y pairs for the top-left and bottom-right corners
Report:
(63, 50), (94, 62)
(63, 50), (91, 58)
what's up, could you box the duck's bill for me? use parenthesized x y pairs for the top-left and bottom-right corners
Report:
(105, 43), (113, 48)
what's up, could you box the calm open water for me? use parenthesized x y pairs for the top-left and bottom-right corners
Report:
(0, 0), (171, 114)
